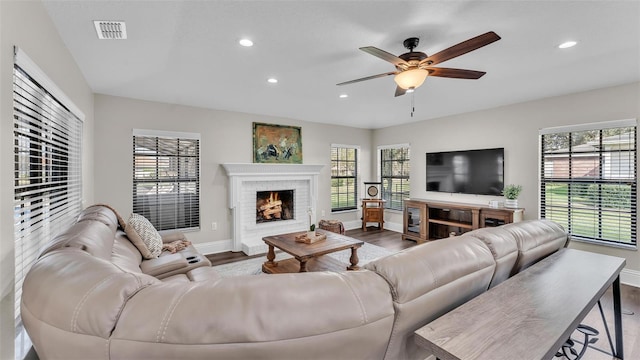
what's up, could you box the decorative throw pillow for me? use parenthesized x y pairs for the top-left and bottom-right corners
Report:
(125, 213), (162, 259)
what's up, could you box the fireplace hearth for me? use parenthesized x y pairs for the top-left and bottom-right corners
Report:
(256, 190), (294, 223)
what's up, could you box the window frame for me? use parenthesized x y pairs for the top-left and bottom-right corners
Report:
(132, 129), (201, 232)
(378, 144), (411, 211)
(330, 144), (360, 212)
(539, 119), (637, 249)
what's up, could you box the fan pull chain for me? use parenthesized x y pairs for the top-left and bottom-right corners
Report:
(410, 92), (415, 117)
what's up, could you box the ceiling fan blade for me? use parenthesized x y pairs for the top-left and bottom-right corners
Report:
(337, 71), (396, 86)
(394, 86), (407, 97)
(427, 67), (486, 79)
(360, 46), (409, 67)
(421, 31), (501, 66)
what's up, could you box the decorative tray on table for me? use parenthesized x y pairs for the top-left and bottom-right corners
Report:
(295, 232), (327, 244)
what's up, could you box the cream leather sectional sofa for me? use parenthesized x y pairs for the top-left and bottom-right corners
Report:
(22, 205), (568, 360)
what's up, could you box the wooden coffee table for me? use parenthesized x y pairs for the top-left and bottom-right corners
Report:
(262, 229), (364, 274)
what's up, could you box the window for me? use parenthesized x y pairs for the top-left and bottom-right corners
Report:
(540, 119), (637, 247)
(13, 48), (84, 358)
(133, 130), (200, 231)
(331, 145), (359, 211)
(380, 145), (410, 211)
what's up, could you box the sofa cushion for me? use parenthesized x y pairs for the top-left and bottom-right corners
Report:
(125, 213), (162, 259)
(187, 266), (221, 282)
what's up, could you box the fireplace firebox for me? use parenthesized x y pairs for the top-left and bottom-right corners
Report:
(256, 190), (294, 223)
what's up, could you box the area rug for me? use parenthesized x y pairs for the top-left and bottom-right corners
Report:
(212, 242), (393, 277)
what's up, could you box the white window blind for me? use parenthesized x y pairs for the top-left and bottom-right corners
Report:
(331, 145), (359, 211)
(540, 119), (637, 247)
(133, 130), (200, 231)
(379, 144), (410, 211)
(13, 49), (83, 357)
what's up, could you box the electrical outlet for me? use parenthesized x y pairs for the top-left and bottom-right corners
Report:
(321, 210), (326, 216)
(211, 222), (217, 231)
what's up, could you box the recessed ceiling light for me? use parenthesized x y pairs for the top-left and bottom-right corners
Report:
(339, 94), (348, 98)
(239, 39), (254, 47)
(558, 41), (577, 49)
(267, 78), (278, 84)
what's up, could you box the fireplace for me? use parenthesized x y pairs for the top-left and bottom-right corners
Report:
(256, 190), (294, 223)
(222, 163), (324, 255)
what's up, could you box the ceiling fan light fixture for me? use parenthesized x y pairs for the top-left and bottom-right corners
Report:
(394, 69), (428, 90)
(239, 38), (254, 47)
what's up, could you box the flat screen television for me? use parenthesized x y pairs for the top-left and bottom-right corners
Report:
(426, 148), (504, 196)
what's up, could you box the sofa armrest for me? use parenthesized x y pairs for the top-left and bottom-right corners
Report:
(140, 253), (189, 277)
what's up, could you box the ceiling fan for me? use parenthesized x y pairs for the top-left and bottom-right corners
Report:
(337, 31), (501, 97)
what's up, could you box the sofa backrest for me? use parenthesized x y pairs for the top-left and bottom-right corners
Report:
(112, 230), (144, 272)
(501, 219), (569, 275)
(364, 235), (496, 360)
(109, 271), (395, 359)
(464, 226), (519, 288)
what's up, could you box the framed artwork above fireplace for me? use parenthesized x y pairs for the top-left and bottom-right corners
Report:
(253, 122), (302, 164)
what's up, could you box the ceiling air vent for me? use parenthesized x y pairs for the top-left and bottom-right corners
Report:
(93, 20), (127, 40)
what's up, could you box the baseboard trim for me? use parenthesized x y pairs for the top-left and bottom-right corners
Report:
(343, 220), (403, 233)
(193, 239), (233, 255)
(621, 268), (640, 288)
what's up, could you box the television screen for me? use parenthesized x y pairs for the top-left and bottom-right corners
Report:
(426, 148), (504, 196)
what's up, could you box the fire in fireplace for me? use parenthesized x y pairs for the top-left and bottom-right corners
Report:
(256, 190), (294, 223)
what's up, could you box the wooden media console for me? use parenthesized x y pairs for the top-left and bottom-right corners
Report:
(403, 199), (524, 242)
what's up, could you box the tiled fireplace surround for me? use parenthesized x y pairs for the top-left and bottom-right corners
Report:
(222, 163), (324, 255)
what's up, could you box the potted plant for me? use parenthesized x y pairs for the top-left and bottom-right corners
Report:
(307, 208), (315, 238)
(503, 184), (522, 208)
(307, 224), (316, 239)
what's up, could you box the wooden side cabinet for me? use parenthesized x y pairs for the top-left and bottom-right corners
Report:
(402, 199), (524, 242)
(403, 199), (426, 242)
(362, 199), (385, 231)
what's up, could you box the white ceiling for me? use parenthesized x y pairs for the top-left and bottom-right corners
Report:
(42, 1), (640, 129)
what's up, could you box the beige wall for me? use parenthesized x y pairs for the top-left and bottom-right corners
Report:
(0, 1), (94, 358)
(94, 94), (372, 246)
(374, 82), (640, 272)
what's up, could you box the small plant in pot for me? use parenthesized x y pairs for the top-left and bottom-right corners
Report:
(503, 184), (522, 208)
(307, 224), (316, 239)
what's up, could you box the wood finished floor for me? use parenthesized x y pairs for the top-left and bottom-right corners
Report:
(205, 227), (639, 360)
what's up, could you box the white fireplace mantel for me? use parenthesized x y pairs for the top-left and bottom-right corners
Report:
(222, 163), (324, 254)
(222, 163), (324, 177)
